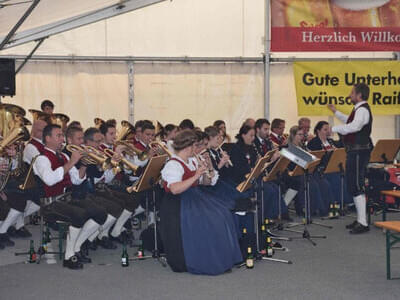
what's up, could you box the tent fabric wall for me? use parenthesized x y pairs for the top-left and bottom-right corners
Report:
(5, 61), (129, 129)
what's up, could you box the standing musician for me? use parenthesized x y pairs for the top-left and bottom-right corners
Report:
(328, 83), (373, 234)
(159, 129), (242, 275)
(33, 124), (95, 269)
(270, 118), (287, 147)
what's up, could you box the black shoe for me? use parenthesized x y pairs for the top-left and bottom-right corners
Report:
(75, 251), (92, 264)
(14, 227), (32, 238)
(7, 226), (17, 237)
(350, 222), (369, 234)
(0, 233), (15, 247)
(63, 256), (83, 270)
(346, 220), (358, 230)
(88, 240), (97, 251)
(97, 237), (117, 250)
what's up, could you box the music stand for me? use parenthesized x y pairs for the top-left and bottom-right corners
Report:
(262, 156), (291, 241)
(323, 148), (348, 216)
(370, 139), (400, 164)
(236, 156), (292, 265)
(127, 154), (168, 267)
(280, 145), (328, 246)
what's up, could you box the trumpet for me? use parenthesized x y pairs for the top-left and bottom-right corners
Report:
(114, 140), (149, 161)
(103, 148), (139, 174)
(149, 141), (172, 157)
(216, 142), (233, 167)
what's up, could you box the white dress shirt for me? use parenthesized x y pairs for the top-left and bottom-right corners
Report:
(33, 147), (86, 187)
(23, 138), (42, 164)
(161, 154), (218, 188)
(332, 101), (370, 135)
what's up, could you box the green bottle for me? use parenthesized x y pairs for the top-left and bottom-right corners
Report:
(41, 235), (48, 253)
(137, 240), (144, 260)
(328, 204), (334, 218)
(246, 247), (254, 269)
(266, 237), (274, 258)
(260, 225), (267, 255)
(334, 203), (340, 217)
(29, 240), (37, 263)
(121, 243), (129, 267)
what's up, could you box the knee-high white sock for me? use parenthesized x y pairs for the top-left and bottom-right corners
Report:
(24, 201), (40, 217)
(133, 205), (145, 217)
(284, 189), (298, 206)
(74, 219), (100, 253)
(98, 214), (116, 239)
(88, 229), (100, 242)
(110, 209), (132, 238)
(354, 194), (367, 226)
(0, 208), (22, 234)
(15, 214), (25, 230)
(65, 226), (81, 260)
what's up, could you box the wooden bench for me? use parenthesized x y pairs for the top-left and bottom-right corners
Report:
(375, 221), (400, 279)
(380, 190), (400, 222)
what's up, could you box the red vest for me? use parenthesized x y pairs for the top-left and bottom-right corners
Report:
(42, 149), (72, 197)
(163, 158), (198, 193)
(29, 138), (45, 154)
(133, 140), (147, 152)
(269, 133), (282, 146)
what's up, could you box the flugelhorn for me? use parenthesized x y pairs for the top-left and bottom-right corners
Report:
(65, 144), (112, 171)
(115, 140), (148, 161)
(103, 148), (139, 174)
(149, 141), (172, 157)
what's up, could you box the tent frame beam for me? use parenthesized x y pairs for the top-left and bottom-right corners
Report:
(0, 0), (166, 49)
(0, 0), (40, 50)
(15, 37), (45, 74)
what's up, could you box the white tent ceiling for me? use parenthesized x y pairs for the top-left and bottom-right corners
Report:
(0, 0), (166, 50)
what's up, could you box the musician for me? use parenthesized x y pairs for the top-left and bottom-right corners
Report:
(159, 124), (178, 153)
(213, 120), (231, 143)
(243, 118), (256, 128)
(204, 126), (231, 172)
(270, 118), (287, 147)
(287, 126), (333, 216)
(179, 119), (195, 130)
(307, 121), (353, 207)
(160, 129), (242, 275)
(298, 117), (315, 144)
(98, 122), (142, 236)
(328, 83), (373, 234)
(0, 145), (31, 246)
(64, 126), (121, 251)
(40, 99), (54, 114)
(33, 124), (95, 269)
(254, 118), (274, 156)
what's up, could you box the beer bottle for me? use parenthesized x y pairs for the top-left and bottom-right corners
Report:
(260, 225), (267, 255)
(121, 243), (129, 267)
(266, 237), (274, 258)
(328, 204), (334, 218)
(41, 235), (48, 253)
(246, 247), (254, 269)
(334, 203), (340, 217)
(29, 240), (37, 263)
(137, 240), (144, 260)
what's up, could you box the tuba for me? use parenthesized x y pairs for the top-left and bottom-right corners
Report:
(51, 113), (70, 131)
(0, 126), (30, 153)
(94, 118), (105, 129)
(116, 120), (134, 142)
(28, 109), (51, 123)
(0, 103), (26, 138)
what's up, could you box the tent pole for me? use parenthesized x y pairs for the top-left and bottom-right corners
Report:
(128, 61), (135, 124)
(264, 0), (271, 120)
(15, 38), (46, 74)
(0, 0), (40, 50)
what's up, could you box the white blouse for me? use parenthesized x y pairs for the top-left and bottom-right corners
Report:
(161, 155), (218, 188)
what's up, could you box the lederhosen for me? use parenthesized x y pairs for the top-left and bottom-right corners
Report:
(342, 103), (373, 197)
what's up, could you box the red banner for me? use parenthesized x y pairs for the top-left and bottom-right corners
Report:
(271, 0), (400, 52)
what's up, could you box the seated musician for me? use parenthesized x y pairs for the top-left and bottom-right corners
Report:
(298, 117), (315, 145)
(254, 119), (274, 156)
(178, 119), (195, 131)
(0, 145), (31, 246)
(160, 129), (242, 275)
(159, 124), (178, 153)
(287, 126), (333, 216)
(213, 120), (231, 143)
(33, 124), (96, 269)
(307, 121), (352, 206)
(98, 122), (142, 237)
(270, 118), (287, 147)
(40, 99), (54, 114)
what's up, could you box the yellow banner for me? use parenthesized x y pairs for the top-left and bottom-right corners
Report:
(293, 61), (400, 116)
